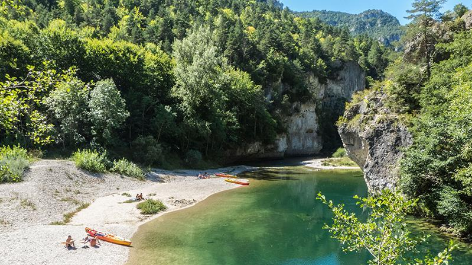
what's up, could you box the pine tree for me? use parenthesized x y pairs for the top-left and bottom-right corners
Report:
(405, 0), (446, 76)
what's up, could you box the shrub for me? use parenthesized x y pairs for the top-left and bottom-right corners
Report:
(332, 147), (346, 158)
(131, 136), (163, 166)
(137, 199), (167, 215)
(185, 149), (202, 167)
(318, 190), (456, 265)
(0, 145), (30, 183)
(111, 159), (145, 180)
(72, 149), (108, 173)
(322, 157), (358, 167)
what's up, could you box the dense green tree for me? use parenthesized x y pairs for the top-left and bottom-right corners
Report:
(45, 77), (89, 146)
(400, 31), (472, 235)
(88, 79), (129, 146)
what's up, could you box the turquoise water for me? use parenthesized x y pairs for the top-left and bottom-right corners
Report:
(128, 167), (472, 265)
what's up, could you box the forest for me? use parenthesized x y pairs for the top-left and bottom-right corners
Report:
(0, 0), (391, 167)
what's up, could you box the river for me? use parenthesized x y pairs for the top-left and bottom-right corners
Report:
(127, 166), (472, 264)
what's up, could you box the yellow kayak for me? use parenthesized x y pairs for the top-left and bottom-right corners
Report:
(85, 227), (131, 246)
(225, 179), (249, 185)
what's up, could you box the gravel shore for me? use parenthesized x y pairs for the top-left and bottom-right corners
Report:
(0, 160), (254, 265)
(301, 158), (360, 170)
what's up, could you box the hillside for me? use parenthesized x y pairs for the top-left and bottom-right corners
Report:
(296, 9), (403, 46)
(0, 0), (392, 166)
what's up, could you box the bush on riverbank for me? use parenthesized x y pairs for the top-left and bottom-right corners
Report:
(0, 146), (31, 183)
(332, 148), (347, 158)
(111, 159), (145, 180)
(137, 199), (167, 215)
(318, 190), (456, 264)
(322, 157), (357, 167)
(72, 149), (108, 173)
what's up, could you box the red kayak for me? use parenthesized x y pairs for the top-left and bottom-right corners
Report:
(216, 173), (237, 178)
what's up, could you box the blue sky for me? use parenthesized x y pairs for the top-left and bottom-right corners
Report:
(280, 0), (470, 25)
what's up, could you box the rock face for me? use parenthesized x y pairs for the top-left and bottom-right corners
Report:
(338, 91), (412, 192)
(463, 10), (472, 30)
(283, 103), (323, 156)
(232, 61), (365, 160)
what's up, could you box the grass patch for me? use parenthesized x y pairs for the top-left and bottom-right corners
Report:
(147, 193), (156, 196)
(332, 148), (347, 158)
(137, 199), (167, 215)
(72, 149), (108, 173)
(49, 221), (65, 225)
(62, 202), (90, 223)
(0, 145), (31, 183)
(20, 199), (36, 210)
(122, 192), (132, 197)
(111, 158), (145, 180)
(122, 199), (137, 203)
(60, 197), (81, 205)
(0, 219), (10, 225)
(322, 157), (358, 167)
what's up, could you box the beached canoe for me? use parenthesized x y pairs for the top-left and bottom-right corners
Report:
(85, 227), (132, 246)
(225, 179), (249, 186)
(216, 173), (238, 178)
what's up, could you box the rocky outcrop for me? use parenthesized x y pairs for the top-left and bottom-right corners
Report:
(338, 90), (412, 192)
(232, 61), (365, 160)
(463, 10), (472, 30)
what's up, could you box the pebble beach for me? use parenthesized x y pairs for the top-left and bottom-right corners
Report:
(0, 160), (253, 265)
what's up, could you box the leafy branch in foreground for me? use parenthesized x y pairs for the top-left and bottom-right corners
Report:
(317, 190), (455, 265)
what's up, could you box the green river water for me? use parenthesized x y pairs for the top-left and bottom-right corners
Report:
(128, 166), (472, 265)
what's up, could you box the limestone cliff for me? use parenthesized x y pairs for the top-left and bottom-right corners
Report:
(337, 90), (412, 192)
(232, 61), (365, 160)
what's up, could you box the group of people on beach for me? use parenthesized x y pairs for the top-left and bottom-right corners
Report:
(136, 193), (144, 201)
(197, 172), (210, 179)
(65, 234), (100, 249)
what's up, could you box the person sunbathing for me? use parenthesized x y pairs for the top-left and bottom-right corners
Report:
(90, 236), (101, 247)
(65, 235), (75, 249)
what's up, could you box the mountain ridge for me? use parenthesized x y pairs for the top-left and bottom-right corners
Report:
(296, 9), (404, 46)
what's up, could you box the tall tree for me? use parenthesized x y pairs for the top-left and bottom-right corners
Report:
(405, 0), (446, 76)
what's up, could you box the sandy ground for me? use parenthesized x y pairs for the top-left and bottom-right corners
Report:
(301, 158), (360, 170)
(0, 160), (253, 265)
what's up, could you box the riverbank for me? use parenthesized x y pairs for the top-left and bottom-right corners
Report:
(301, 157), (360, 170)
(0, 159), (254, 265)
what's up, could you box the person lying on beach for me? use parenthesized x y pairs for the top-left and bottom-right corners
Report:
(65, 235), (75, 249)
(82, 235), (91, 243)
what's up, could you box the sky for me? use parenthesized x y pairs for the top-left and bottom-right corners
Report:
(280, 0), (470, 25)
